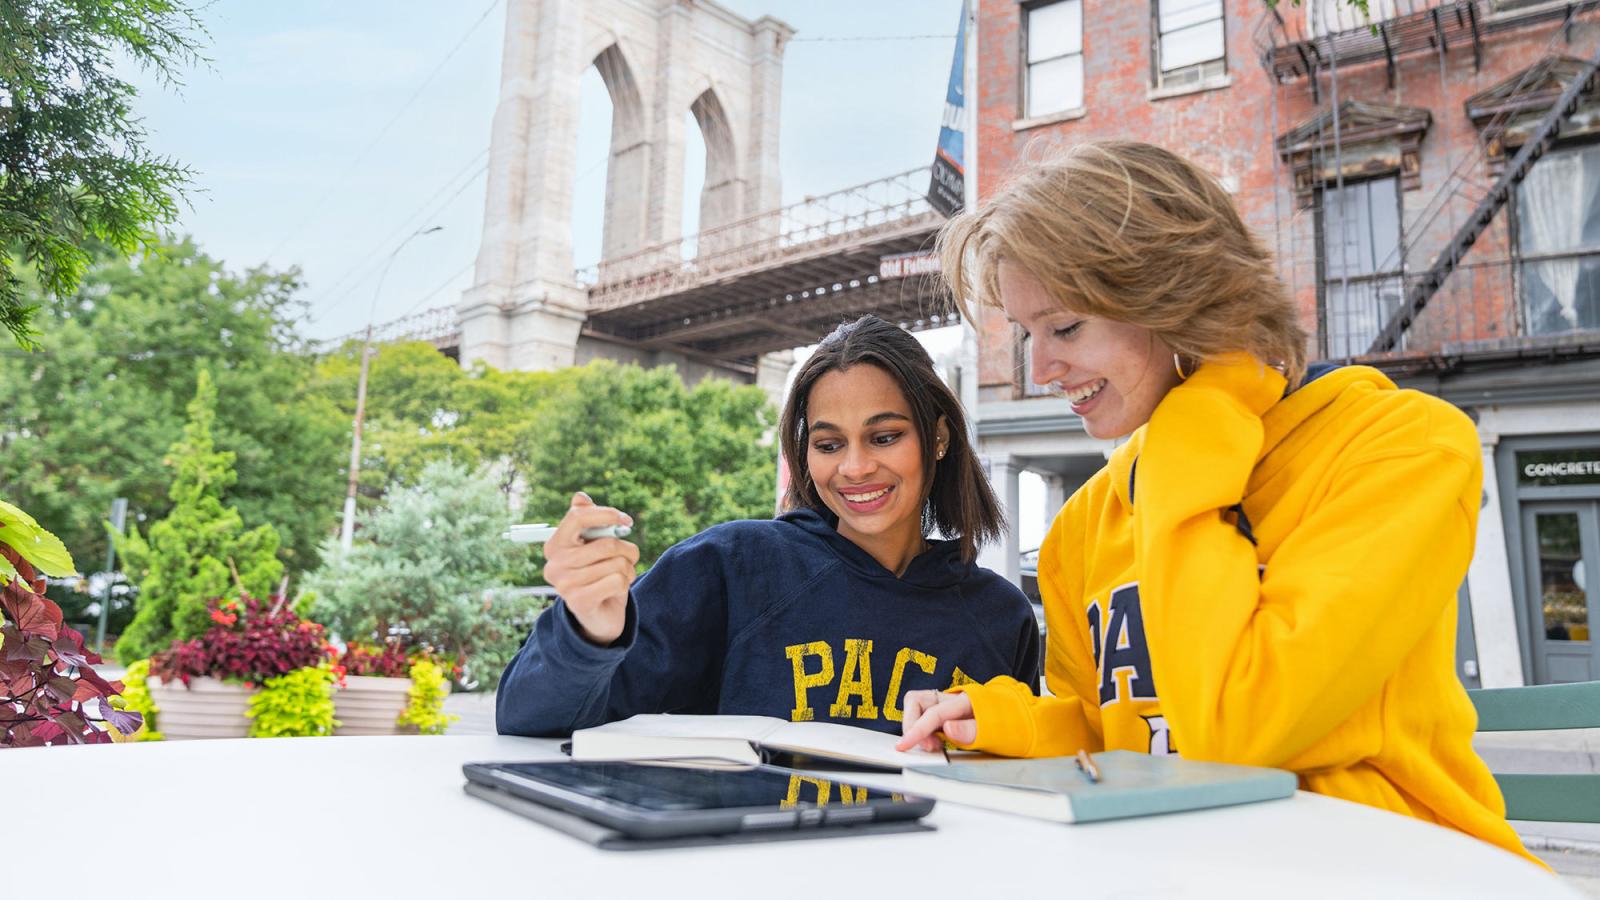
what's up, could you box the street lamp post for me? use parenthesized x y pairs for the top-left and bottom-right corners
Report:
(339, 225), (443, 551)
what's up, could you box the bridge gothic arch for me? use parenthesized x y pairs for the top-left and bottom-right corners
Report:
(592, 43), (648, 264)
(689, 87), (742, 249)
(460, 0), (793, 378)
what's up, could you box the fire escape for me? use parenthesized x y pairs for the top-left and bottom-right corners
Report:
(1257, 0), (1600, 368)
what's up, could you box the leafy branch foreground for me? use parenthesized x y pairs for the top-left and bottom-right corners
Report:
(0, 0), (208, 348)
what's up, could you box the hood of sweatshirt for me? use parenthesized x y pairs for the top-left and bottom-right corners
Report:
(1108, 360), (1397, 513)
(778, 507), (976, 590)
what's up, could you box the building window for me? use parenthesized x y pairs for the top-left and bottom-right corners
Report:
(1024, 0), (1083, 118)
(1517, 143), (1600, 336)
(1305, 0), (1397, 37)
(1494, 0), (1552, 12)
(1318, 176), (1405, 358)
(1154, 0), (1225, 89)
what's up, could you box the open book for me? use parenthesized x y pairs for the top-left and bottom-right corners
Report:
(569, 714), (949, 772)
(902, 751), (1297, 823)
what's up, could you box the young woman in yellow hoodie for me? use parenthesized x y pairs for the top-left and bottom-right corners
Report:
(897, 141), (1537, 864)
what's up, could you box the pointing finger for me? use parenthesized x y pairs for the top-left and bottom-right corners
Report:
(897, 703), (948, 752)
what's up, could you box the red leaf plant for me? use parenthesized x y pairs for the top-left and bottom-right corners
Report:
(151, 596), (331, 688)
(1, 545), (142, 747)
(336, 641), (433, 680)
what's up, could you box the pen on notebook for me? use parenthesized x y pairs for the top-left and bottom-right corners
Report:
(502, 523), (632, 543)
(1075, 749), (1102, 784)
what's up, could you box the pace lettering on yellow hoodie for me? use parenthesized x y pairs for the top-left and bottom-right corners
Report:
(953, 354), (1536, 864)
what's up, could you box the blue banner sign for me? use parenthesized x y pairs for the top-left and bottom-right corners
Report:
(928, 1), (967, 218)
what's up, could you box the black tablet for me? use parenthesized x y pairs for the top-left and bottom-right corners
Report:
(462, 760), (935, 843)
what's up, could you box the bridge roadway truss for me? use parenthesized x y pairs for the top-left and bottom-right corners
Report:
(578, 166), (959, 365)
(328, 166), (960, 366)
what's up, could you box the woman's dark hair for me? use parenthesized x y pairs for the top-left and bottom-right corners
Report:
(778, 315), (1003, 562)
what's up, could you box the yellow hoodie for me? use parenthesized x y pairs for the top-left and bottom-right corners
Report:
(953, 354), (1536, 864)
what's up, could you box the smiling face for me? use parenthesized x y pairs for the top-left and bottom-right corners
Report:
(999, 260), (1182, 440)
(805, 364), (941, 567)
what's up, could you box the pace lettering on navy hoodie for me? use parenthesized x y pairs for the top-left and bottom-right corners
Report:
(496, 508), (1041, 737)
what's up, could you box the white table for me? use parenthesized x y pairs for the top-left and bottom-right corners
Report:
(4, 735), (1578, 899)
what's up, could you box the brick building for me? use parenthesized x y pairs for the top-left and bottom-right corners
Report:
(969, 0), (1600, 687)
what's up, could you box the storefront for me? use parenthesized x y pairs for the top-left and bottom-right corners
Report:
(1496, 439), (1600, 684)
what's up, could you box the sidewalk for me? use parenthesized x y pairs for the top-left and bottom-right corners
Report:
(443, 689), (497, 737)
(1474, 729), (1600, 877)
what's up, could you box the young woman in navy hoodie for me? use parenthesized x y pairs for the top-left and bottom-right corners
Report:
(496, 315), (1041, 737)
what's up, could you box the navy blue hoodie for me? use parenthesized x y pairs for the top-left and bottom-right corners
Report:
(496, 508), (1041, 737)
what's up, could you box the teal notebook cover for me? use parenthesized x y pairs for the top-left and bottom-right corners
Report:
(903, 751), (1298, 823)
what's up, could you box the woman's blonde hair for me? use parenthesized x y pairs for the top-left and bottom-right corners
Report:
(938, 141), (1308, 385)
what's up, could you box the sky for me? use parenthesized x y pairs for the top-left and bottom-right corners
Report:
(125, 0), (1047, 548)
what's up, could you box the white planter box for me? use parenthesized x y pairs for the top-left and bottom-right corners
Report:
(147, 676), (255, 740)
(333, 675), (412, 736)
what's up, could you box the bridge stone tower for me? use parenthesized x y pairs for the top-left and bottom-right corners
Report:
(459, 0), (793, 381)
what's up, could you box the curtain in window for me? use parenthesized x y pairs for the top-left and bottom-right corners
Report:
(1519, 150), (1590, 333)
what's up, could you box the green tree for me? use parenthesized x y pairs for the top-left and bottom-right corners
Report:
(521, 361), (777, 569)
(0, 237), (347, 577)
(304, 459), (539, 689)
(0, 0), (205, 348)
(312, 341), (574, 510)
(114, 369), (284, 661)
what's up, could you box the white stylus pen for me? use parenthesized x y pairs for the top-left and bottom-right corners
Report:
(502, 523), (632, 543)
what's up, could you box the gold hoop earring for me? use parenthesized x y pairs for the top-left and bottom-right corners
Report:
(1173, 353), (1194, 381)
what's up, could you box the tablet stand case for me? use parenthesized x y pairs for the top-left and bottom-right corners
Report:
(463, 781), (934, 850)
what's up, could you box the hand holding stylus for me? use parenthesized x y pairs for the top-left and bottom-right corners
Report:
(537, 492), (638, 646)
